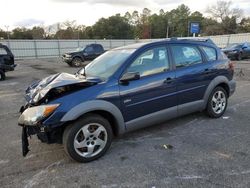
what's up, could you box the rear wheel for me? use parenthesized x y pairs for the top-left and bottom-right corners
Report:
(63, 114), (113, 163)
(206, 87), (228, 118)
(71, 57), (83, 67)
(0, 70), (5, 81)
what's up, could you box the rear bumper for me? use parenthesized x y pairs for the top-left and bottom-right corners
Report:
(229, 79), (236, 96)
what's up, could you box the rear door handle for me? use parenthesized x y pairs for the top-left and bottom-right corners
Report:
(164, 77), (173, 84)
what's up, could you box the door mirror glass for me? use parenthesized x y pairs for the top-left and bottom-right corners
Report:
(120, 72), (140, 82)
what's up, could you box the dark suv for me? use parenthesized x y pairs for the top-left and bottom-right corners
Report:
(18, 38), (236, 162)
(0, 43), (16, 80)
(62, 44), (105, 67)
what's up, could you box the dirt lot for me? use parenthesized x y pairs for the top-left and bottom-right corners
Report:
(0, 58), (250, 188)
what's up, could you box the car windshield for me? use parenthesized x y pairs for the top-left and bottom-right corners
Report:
(79, 49), (135, 79)
(76, 47), (84, 51)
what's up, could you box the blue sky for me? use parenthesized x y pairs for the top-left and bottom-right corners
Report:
(1, 0), (249, 30)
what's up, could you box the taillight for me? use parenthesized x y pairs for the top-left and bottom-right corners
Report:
(229, 60), (235, 71)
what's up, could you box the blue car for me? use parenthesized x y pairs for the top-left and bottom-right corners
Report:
(18, 38), (236, 162)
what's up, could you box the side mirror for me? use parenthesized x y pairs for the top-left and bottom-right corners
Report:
(120, 72), (140, 83)
(242, 46), (247, 49)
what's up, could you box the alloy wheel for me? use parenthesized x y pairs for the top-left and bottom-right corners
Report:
(73, 123), (107, 158)
(211, 90), (226, 114)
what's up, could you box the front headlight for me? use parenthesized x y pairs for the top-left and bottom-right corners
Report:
(65, 54), (72, 58)
(18, 104), (60, 126)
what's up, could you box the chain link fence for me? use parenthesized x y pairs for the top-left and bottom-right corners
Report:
(1, 33), (250, 59)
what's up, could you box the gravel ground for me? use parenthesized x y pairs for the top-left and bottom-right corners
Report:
(0, 58), (250, 188)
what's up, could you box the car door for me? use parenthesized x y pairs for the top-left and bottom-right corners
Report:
(119, 46), (177, 131)
(0, 46), (12, 65)
(83, 46), (95, 60)
(242, 43), (250, 57)
(93, 45), (103, 58)
(171, 44), (214, 115)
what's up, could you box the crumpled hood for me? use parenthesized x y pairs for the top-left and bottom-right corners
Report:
(25, 72), (100, 104)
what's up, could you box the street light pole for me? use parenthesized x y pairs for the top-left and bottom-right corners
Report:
(4, 25), (10, 40)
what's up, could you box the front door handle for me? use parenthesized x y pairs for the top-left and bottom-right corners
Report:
(164, 77), (173, 84)
(204, 69), (211, 74)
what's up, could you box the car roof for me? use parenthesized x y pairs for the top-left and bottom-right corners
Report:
(113, 38), (216, 51)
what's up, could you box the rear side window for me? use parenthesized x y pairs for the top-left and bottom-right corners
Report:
(201, 46), (217, 61)
(171, 45), (202, 68)
(0, 48), (7, 55)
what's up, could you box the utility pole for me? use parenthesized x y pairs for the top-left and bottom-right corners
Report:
(4, 25), (10, 40)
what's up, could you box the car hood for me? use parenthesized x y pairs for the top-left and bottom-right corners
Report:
(25, 72), (101, 104)
(65, 51), (81, 56)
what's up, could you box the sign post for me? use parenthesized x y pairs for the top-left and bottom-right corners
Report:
(190, 22), (200, 37)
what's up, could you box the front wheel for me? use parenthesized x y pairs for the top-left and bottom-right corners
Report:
(0, 70), (6, 81)
(71, 57), (83, 67)
(63, 114), (113, 163)
(206, 87), (228, 118)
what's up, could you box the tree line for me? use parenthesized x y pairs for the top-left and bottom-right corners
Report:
(1, 1), (250, 40)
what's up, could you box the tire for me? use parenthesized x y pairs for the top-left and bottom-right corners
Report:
(237, 53), (242, 61)
(71, 57), (83, 67)
(206, 86), (228, 118)
(63, 114), (113, 163)
(0, 70), (6, 81)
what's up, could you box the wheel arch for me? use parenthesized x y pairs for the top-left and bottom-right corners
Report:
(203, 76), (230, 108)
(73, 55), (84, 62)
(61, 100), (126, 135)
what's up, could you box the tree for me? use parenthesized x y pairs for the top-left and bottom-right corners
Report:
(169, 4), (191, 37)
(0, 29), (8, 39)
(31, 26), (45, 39)
(238, 17), (250, 33)
(206, 1), (243, 34)
(11, 28), (33, 39)
(92, 14), (133, 39)
(206, 1), (243, 22)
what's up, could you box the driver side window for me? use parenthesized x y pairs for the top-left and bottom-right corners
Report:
(127, 46), (170, 77)
(85, 46), (94, 53)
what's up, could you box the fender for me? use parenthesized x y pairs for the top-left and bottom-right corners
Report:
(202, 75), (230, 109)
(60, 100), (126, 135)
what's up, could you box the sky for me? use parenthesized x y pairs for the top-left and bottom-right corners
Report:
(1, 0), (250, 30)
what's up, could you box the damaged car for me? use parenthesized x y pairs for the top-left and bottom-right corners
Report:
(18, 38), (236, 162)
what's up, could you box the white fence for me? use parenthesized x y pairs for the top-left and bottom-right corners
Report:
(1, 33), (250, 59)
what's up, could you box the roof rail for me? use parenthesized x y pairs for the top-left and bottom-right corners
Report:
(170, 37), (215, 44)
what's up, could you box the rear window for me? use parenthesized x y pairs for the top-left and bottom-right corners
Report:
(171, 45), (202, 68)
(0, 48), (7, 55)
(201, 46), (217, 61)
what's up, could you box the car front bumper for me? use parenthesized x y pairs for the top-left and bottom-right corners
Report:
(18, 105), (64, 156)
(62, 56), (73, 63)
(224, 52), (238, 59)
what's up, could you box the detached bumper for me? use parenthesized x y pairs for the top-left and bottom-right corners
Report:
(20, 124), (63, 156)
(229, 79), (236, 96)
